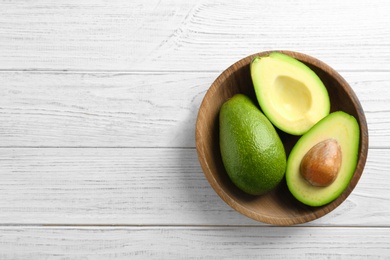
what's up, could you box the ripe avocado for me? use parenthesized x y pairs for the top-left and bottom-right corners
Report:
(286, 111), (360, 206)
(219, 94), (286, 195)
(250, 52), (330, 135)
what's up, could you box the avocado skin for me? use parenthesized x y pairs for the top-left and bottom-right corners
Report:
(219, 94), (286, 195)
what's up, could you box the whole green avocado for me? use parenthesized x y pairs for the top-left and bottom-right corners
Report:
(219, 94), (287, 195)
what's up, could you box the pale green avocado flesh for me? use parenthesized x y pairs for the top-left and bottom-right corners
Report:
(251, 52), (330, 135)
(286, 111), (360, 207)
(219, 94), (286, 195)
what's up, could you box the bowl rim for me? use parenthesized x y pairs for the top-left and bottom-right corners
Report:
(195, 50), (369, 225)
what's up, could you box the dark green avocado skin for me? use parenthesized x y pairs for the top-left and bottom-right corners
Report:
(219, 94), (286, 195)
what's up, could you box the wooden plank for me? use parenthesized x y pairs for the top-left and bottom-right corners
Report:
(0, 0), (389, 71)
(0, 71), (211, 148)
(0, 147), (388, 226)
(0, 226), (389, 259)
(0, 71), (389, 148)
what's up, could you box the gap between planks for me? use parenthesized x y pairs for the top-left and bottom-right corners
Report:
(0, 69), (389, 74)
(0, 146), (196, 149)
(0, 146), (389, 150)
(0, 224), (389, 229)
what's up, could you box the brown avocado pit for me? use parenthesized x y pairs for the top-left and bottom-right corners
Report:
(300, 139), (342, 187)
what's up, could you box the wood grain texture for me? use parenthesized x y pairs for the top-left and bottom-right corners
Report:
(0, 71), (209, 148)
(0, 0), (389, 71)
(0, 71), (389, 148)
(0, 147), (387, 226)
(0, 0), (389, 256)
(1, 226), (390, 259)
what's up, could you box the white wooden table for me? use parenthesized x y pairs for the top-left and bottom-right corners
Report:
(1, 0), (389, 258)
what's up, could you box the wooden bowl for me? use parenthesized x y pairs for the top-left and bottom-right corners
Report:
(195, 50), (369, 226)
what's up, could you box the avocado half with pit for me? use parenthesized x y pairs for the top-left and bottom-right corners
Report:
(251, 52), (330, 135)
(286, 111), (360, 207)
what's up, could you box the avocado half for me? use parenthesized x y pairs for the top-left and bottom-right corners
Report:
(250, 52), (330, 135)
(286, 111), (360, 207)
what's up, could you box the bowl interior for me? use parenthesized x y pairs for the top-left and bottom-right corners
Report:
(195, 50), (368, 225)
